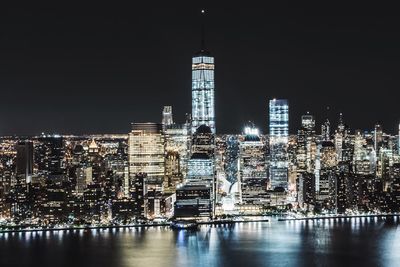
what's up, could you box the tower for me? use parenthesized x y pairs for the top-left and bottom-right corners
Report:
(297, 112), (316, 174)
(16, 141), (34, 183)
(191, 10), (215, 134)
(321, 107), (331, 141)
(269, 99), (289, 190)
(35, 134), (64, 177)
(128, 123), (165, 179)
(162, 106), (173, 128)
(239, 124), (268, 204)
(374, 123), (383, 152)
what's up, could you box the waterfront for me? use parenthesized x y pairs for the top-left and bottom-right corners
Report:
(1, 217), (399, 267)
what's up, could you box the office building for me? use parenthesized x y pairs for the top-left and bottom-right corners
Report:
(269, 99), (289, 190)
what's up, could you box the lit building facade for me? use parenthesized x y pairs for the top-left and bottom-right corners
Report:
(297, 113), (316, 174)
(269, 99), (289, 190)
(239, 126), (268, 204)
(35, 134), (64, 177)
(162, 106), (173, 129)
(187, 125), (215, 185)
(177, 124), (215, 219)
(374, 123), (383, 152)
(191, 53), (215, 134)
(315, 141), (337, 205)
(16, 141), (34, 183)
(164, 123), (190, 179)
(398, 124), (400, 156)
(128, 123), (165, 179)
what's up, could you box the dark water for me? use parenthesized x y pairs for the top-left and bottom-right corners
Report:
(1, 217), (399, 267)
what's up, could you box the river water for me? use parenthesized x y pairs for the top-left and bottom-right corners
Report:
(1, 217), (399, 267)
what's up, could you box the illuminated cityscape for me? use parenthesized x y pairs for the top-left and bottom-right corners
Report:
(1, 5), (400, 267)
(1, 38), (400, 227)
(2, 107), (400, 227)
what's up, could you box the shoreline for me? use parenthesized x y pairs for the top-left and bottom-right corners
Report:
(1, 214), (399, 234)
(278, 213), (400, 221)
(0, 219), (270, 234)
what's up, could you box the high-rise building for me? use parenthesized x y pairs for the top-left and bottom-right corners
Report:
(190, 124), (215, 157)
(269, 99), (289, 190)
(191, 15), (215, 134)
(128, 123), (165, 179)
(176, 124), (215, 219)
(35, 135), (64, 177)
(162, 106), (173, 129)
(239, 126), (268, 204)
(187, 125), (215, 185)
(164, 151), (182, 192)
(336, 162), (351, 213)
(174, 183), (212, 219)
(297, 113), (316, 174)
(16, 141), (34, 183)
(374, 123), (383, 152)
(130, 173), (146, 219)
(353, 131), (377, 175)
(164, 122), (190, 179)
(298, 172), (315, 206)
(321, 119), (331, 141)
(398, 123), (400, 155)
(224, 135), (240, 186)
(315, 141), (337, 206)
(334, 113), (352, 162)
(75, 167), (93, 195)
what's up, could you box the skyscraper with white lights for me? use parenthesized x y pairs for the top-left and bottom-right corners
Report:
(239, 125), (268, 204)
(191, 12), (215, 134)
(128, 123), (165, 179)
(269, 99), (289, 190)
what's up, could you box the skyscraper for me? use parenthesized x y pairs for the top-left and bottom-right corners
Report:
(35, 134), (64, 177)
(176, 124), (215, 220)
(162, 106), (173, 128)
(321, 118), (331, 141)
(297, 113), (316, 174)
(164, 123), (190, 179)
(191, 11), (215, 134)
(269, 99), (289, 190)
(239, 125), (268, 204)
(374, 123), (383, 152)
(315, 141), (337, 205)
(187, 125), (215, 185)
(16, 141), (34, 183)
(128, 123), (165, 179)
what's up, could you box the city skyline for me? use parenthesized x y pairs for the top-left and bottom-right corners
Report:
(3, 5), (400, 267)
(1, 5), (400, 135)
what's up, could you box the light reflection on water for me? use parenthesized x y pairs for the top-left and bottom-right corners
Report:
(0, 218), (399, 267)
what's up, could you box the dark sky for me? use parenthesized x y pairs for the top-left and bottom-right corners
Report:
(1, 3), (400, 135)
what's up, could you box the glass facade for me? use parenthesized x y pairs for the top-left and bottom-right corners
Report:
(162, 106), (173, 128)
(128, 123), (165, 179)
(269, 99), (289, 190)
(187, 157), (214, 182)
(191, 55), (215, 134)
(239, 127), (268, 204)
(165, 123), (190, 179)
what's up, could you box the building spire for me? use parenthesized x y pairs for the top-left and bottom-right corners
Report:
(201, 9), (206, 52)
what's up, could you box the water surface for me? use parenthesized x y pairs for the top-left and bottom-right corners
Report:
(1, 217), (399, 267)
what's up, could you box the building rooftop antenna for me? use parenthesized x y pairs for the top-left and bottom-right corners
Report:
(201, 9), (206, 52)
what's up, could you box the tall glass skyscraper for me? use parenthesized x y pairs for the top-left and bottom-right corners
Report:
(269, 99), (289, 190)
(239, 126), (268, 204)
(191, 49), (215, 134)
(128, 123), (165, 179)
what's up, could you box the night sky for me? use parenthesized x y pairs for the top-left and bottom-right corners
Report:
(1, 3), (400, 135)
